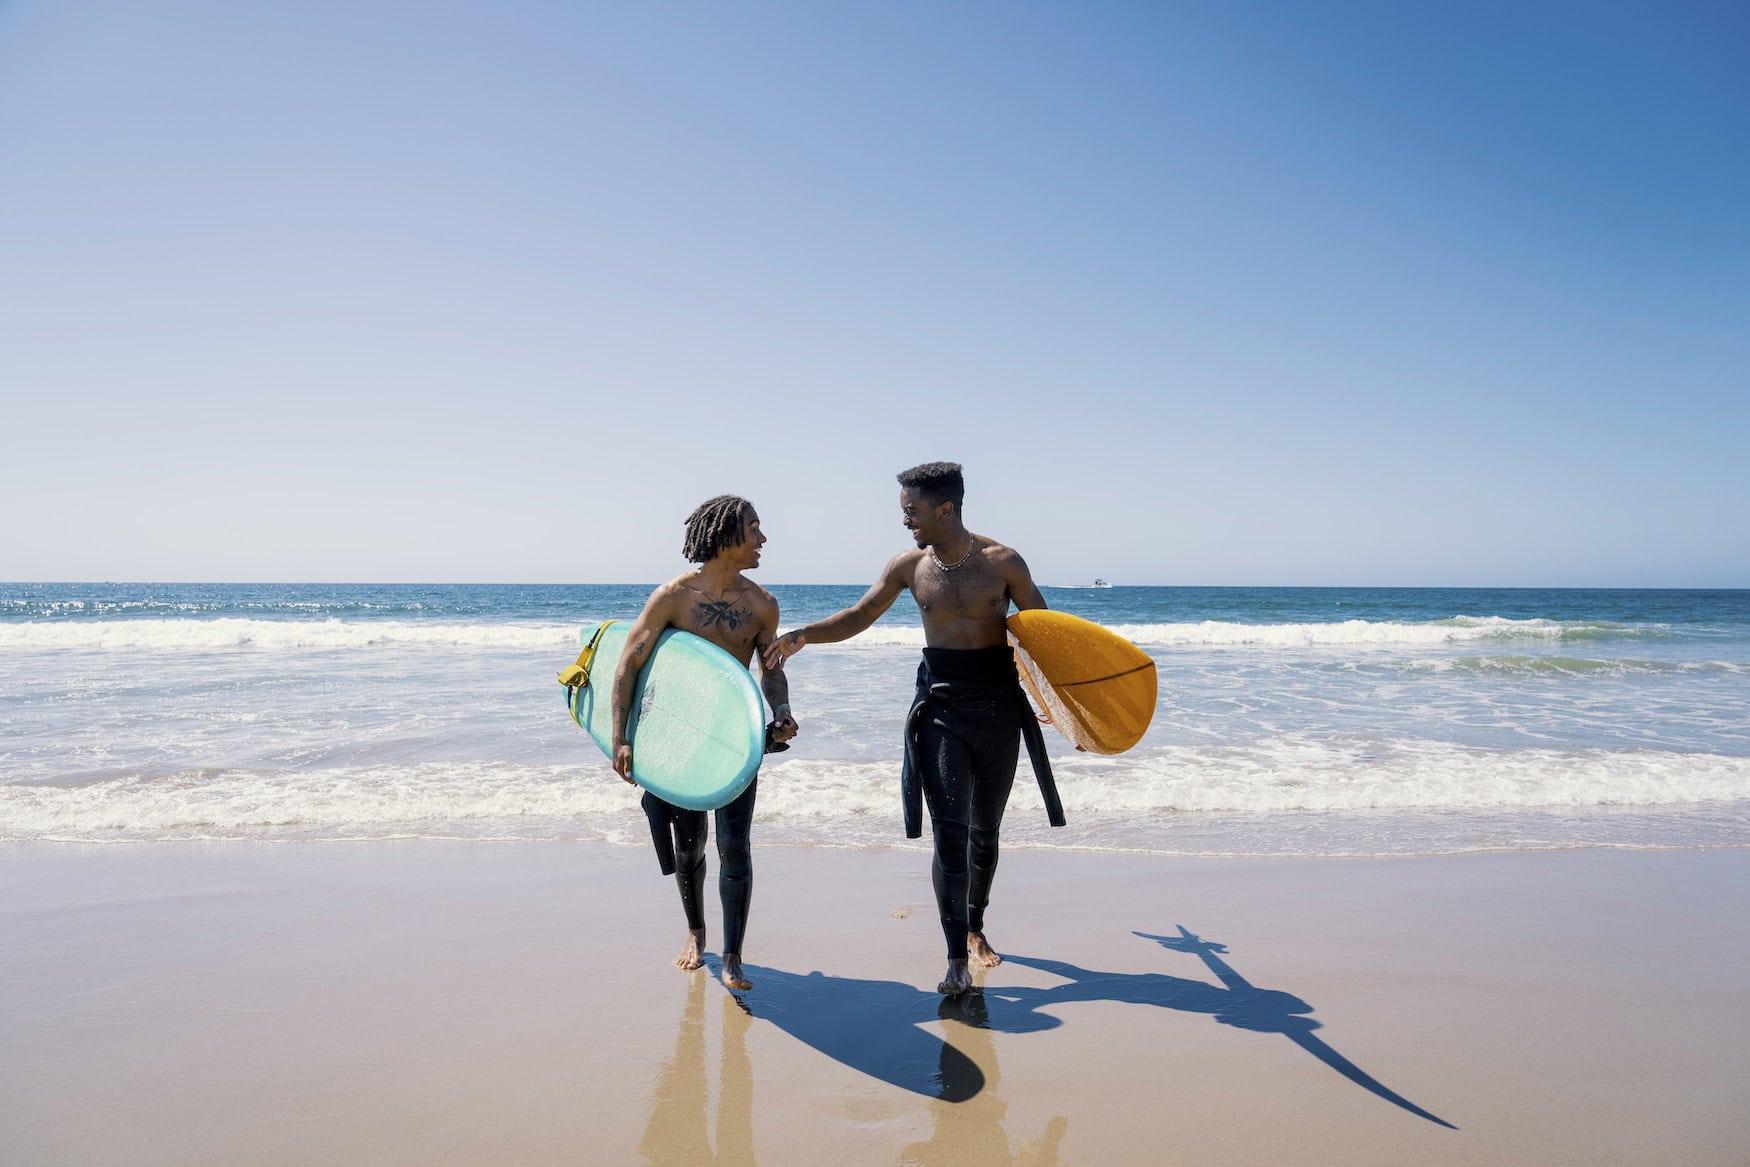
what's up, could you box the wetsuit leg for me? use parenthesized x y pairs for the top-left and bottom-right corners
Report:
(966, 723), (1020, 936)
(714, 776), (758, 956)
(917, 718), (976, 960)
(670, 806), (709, 932)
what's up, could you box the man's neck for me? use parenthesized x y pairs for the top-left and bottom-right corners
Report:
(696, 561), (745, 595)
(931, 526), (972, 554)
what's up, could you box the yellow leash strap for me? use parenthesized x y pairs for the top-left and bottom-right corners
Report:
(559, 621), (620, 726)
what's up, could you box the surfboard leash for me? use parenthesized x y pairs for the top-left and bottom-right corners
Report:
(559, 620), (621, 727)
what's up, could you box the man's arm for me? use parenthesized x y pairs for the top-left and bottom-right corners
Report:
(997, 547), (1048, 612)
(761, 553), (912, 670)
(610, 585), (678, 784)
(752, 595), (798, 744)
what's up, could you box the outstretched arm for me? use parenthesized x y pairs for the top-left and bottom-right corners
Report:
(762, 553), (911, 670)
(609, 586), (677, 784)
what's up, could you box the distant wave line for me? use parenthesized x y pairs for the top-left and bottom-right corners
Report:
(0, 618), (577, 650)
(0, 614), (1684, 651)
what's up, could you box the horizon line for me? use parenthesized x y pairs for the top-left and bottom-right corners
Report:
(4, 580), (1748, 592)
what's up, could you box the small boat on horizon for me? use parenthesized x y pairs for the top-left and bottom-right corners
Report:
(1093, 579), (1112, 588)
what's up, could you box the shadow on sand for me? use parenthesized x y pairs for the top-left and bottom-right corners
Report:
(737, 925), (1454, 1129)
(997, 926), (1456, 1129)
(733, 962), (985, 1100)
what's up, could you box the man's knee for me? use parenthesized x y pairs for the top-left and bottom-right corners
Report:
(717, 835), (751, 878)
(932, 823), (970, 873)
(969, 826), (1000, 869)
(674, 832), (708, 875)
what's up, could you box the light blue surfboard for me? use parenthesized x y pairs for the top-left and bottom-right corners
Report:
(564, 621), (765, 811)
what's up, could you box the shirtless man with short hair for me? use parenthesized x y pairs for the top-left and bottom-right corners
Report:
(613, 494), (798, 992)
(764, 463), (1057, 996)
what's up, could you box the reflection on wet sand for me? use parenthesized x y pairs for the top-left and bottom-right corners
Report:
(640, 974), (756, 1166)
(901, 994), (1069, 1167)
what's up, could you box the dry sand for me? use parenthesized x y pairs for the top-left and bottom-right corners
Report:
(3, 840), (1747, 1165)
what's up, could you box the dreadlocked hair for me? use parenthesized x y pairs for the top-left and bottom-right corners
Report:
(682, 495), (752, 563)
(897, 461), (965, 513)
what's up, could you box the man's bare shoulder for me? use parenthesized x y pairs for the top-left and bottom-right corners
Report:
(643, 573), (701, 614)
(672, 569), (736, 598)
(884, 547), (928, 582)
(741, 578), (781, 617)
(652, 574), (700, 599)
(976, 535), (1026, 565)
(978, 537), (1039, 585)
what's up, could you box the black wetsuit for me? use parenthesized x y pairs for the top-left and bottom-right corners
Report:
(641, 777), (757, 956)
(901, 646), (1062, 961)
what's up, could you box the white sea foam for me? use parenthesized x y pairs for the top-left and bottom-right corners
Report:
(0, 763), (644, 842)
(0, 619), (578, 651)
(757, 742), (1750, 819)
(787, 617), (1654, 649)
(0, 615), (1651, 653)
(1405, 656), (1748, 677)
(1105, 617), (1636, 648)
(6, 743), (1746, 847)
(815, 616), (1635, 649)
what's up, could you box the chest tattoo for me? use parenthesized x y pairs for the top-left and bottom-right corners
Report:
(696, 600), (750, 630)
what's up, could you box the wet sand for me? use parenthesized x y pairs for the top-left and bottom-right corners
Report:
(3, 840), (1747, 1165)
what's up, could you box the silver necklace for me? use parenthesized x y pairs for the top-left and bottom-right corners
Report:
(931, 539), (975, 572)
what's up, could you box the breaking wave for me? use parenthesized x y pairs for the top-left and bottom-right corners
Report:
(7, 743), (1747, 846)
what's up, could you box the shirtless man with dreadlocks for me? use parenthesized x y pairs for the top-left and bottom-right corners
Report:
(610, 495), (798, 992)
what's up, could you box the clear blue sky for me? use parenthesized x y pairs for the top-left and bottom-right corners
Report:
(3, 1), (1745, 586)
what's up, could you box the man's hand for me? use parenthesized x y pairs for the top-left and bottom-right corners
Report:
(612, 741), (636, 784)
(762, 629), (806, 671)
(769, 712), (799, 744)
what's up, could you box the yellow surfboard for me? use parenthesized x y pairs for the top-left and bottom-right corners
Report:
(1007, 609), (1157, 754)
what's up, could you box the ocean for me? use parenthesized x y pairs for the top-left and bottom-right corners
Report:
(3, 583), (1747, 856)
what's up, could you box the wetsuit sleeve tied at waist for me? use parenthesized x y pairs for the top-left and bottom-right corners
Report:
(641, 790), (681, 875)
(899, 679), (1066, 840)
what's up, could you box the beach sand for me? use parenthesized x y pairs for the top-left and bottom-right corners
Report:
(3, 840), (1747, 1165)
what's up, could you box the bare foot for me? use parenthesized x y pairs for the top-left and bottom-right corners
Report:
(968, 930), (1002, 968)
(938, 959), (973, 997)
(721, 953), (752, 991)
(674, 928), (706, 971)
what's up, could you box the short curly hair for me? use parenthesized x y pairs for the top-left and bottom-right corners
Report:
(897, 462), (964, 513)
(682, 495), (753, 563)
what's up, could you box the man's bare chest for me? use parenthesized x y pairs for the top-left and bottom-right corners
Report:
(673, 592), (761, 655)
(911, 568), (1009, 621)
